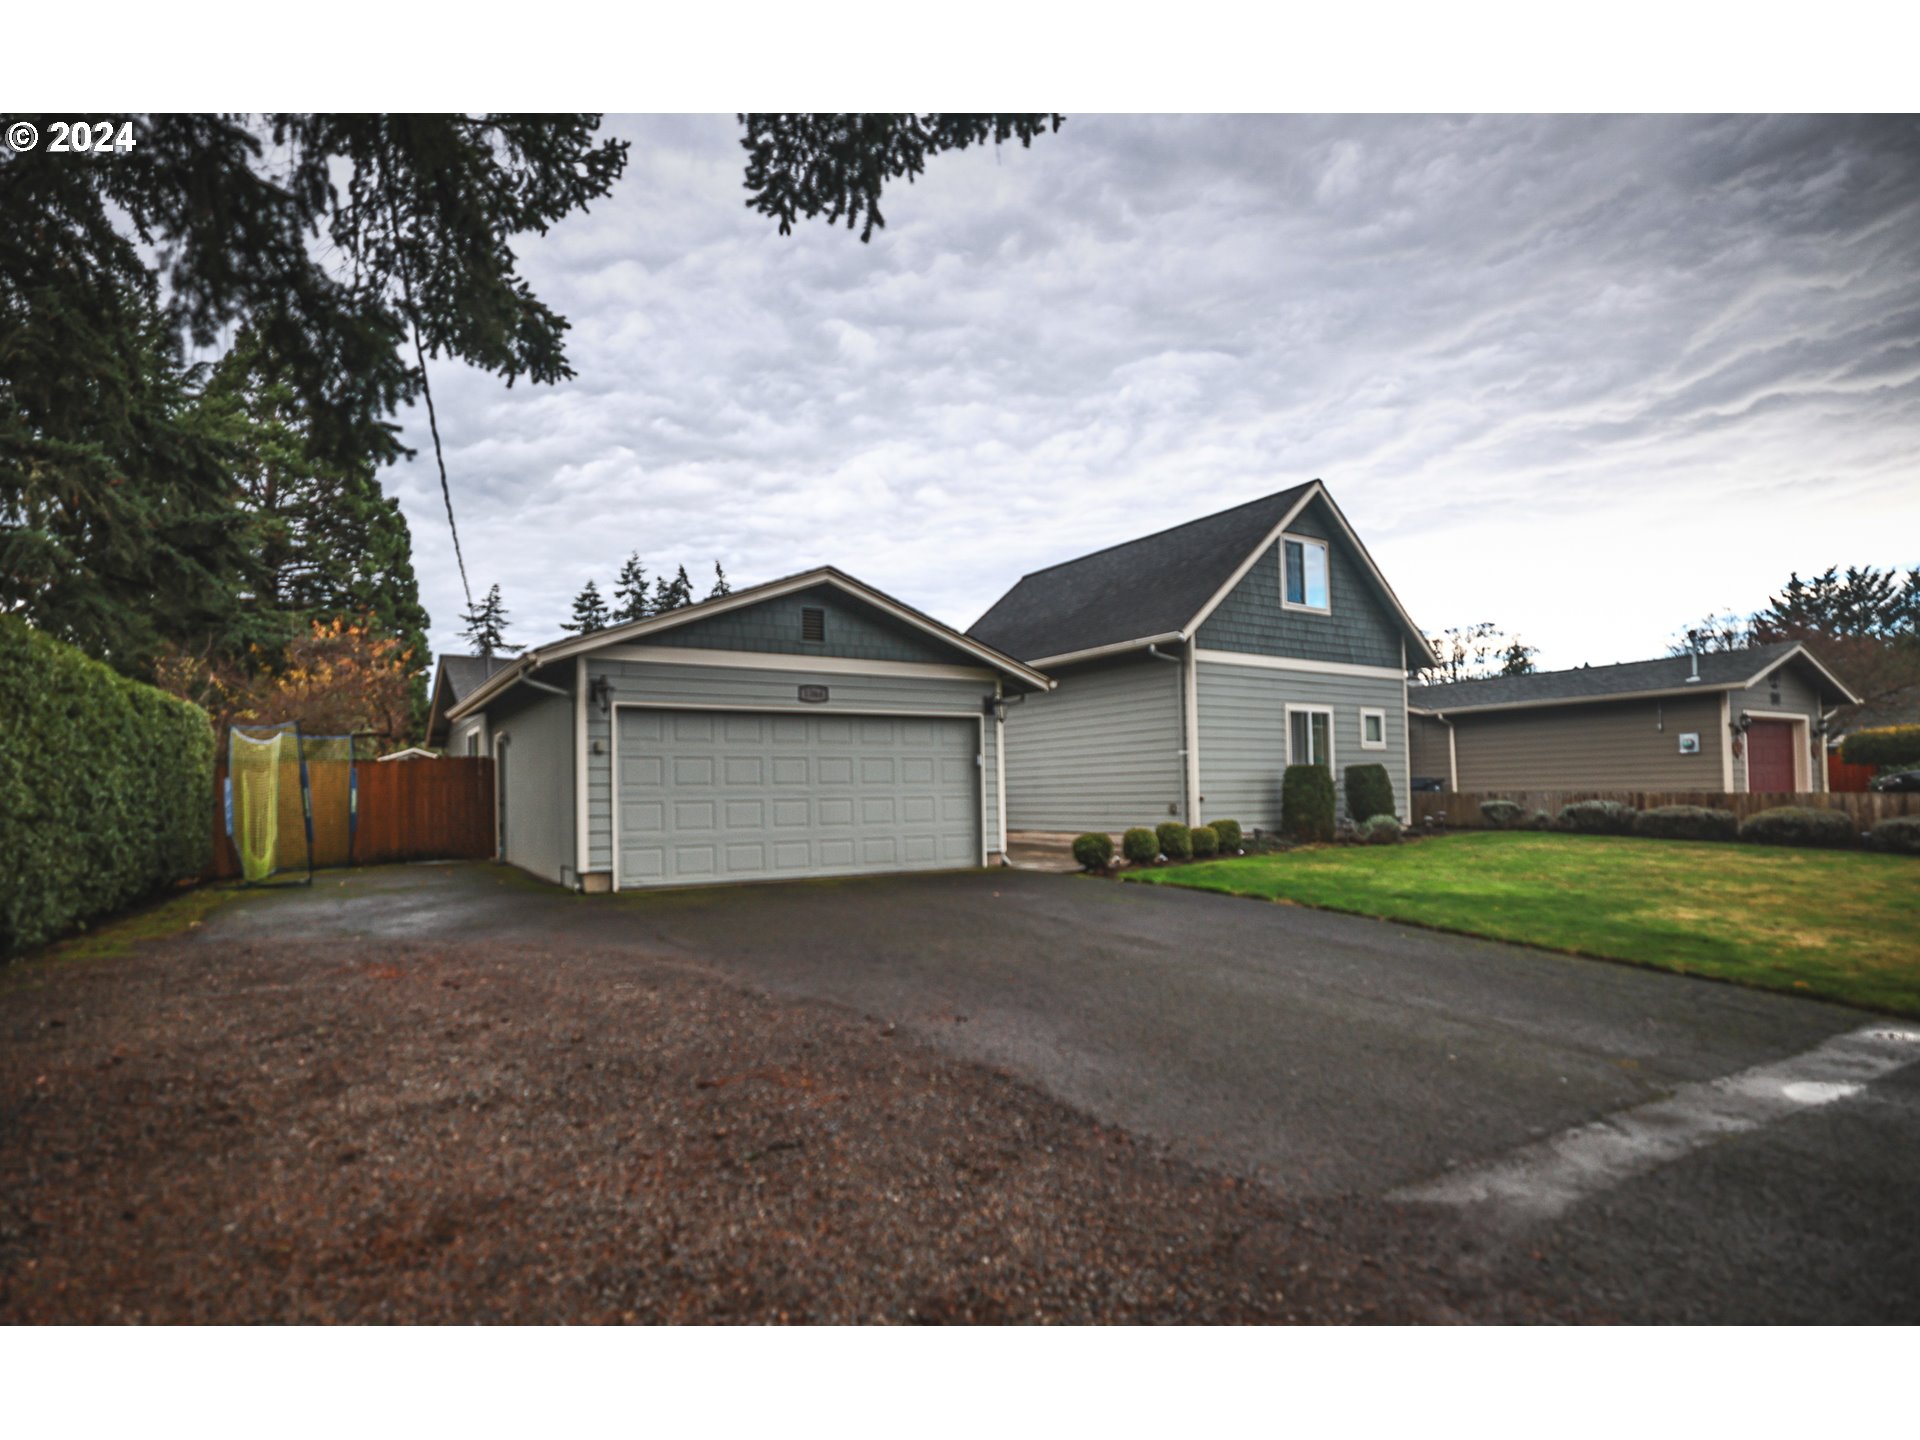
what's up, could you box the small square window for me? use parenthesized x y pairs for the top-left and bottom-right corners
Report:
(1282, 535), (1330, 611)
(1360, 708), (1386, 749)
(801, 606), (826, 643)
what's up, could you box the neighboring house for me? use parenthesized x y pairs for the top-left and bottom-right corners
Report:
(1407, 642), (1858, 795)
(375, 746), (439, 762)
(443, 567), (1050, 890)
(967, 481), (1433, 832)
(425, 653), (517, 754)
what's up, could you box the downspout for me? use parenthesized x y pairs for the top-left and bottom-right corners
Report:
(1434, 712), (1458, 794)
(994, 679), (1009, 860)
(1145, 643), (1197, 824)
(574, 654), (589, 889)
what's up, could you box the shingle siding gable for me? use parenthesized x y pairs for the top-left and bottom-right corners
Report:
(1195, 499), (1404, 669)
(645, 585), (961, 666)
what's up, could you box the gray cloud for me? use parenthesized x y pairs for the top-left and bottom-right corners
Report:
(388, 114), (1920, 669)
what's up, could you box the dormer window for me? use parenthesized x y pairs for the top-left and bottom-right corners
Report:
(1281, 535), (1330, 612)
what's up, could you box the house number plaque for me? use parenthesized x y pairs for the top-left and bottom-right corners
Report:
(798, 685), (829, 704)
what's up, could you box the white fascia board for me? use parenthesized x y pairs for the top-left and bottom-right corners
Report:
(1746, 643), (1861, 706)
(1028, 632), (1188, 669)
(1404, 682), (1742, 718)
(592, 645), (996, 682)
(1194, 647), (1407, 681)
(1181, 484), (1319, 640)
(449, 567), (1050, 720)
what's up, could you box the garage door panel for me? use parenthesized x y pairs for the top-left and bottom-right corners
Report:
(617, 707), (978, 887)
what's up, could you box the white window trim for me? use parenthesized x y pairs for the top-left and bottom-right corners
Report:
(1279, 533), (1331, 615)
(1359, 707), (1387, 750)
(1284, 703), (1336, 770)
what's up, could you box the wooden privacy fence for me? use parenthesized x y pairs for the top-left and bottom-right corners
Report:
(1827, 754), (1879, 793)
(1413, 789), (1920, 830)
(206, 757), (495, 879)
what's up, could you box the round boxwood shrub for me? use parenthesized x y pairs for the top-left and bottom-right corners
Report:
(1869, 816), (1920, 855)
(1189, 824), (1219, 858)
(1156, 821), (1192, 861)
(1071, 832), (1115, 871)
(1557, 799), (1639, 835)
(1282, 764), (1335, 843)
(1343, 764), (1395, 828)
(1121, 827), (1159, 865)
(1210, 818), (1243, 852)
(1479, 799), (1525, 829)
(1634, 805), (1739, 842)
(1360, 813), (1401, 845)
(1738, 805), (1856, 849)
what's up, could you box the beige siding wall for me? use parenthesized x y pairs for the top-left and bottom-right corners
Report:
(1449, 693), (1728, 792)
(1409, 715), (1451, 785)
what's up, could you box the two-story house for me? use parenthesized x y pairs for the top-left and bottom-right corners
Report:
(968, 481), (1433, 836)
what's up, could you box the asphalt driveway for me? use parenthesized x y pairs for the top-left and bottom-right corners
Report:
(198, 862), (1920, 1319)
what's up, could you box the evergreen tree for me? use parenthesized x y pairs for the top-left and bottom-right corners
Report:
(708, 561), (733, 600)
(653, 565), (694, 614)
(1500, 639), (1537, 675)
(459, 585), (523, 657)
(562, 579), (611, 634)
(611, 553), (652, 624)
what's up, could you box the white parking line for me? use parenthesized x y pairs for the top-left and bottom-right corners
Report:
(1391, 1022), (1920, 1222)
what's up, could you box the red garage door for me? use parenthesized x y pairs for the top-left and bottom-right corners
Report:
(1747, 718), (1798, 793)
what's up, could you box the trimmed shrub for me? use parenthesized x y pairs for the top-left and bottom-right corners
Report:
(1156, 821), (1192, 861)
(1479, 799), (1525, 829)
(1869, 816), (1920, 855)
(1360, 813), (1401, 845)
(1841, 725), (1920, 770)
(1121, 827), (1159, 865)
(1190, 824), (1220, 858)
(1738, 805), (1856, 849)
(0, 617), (215, 958)
(1634, 805), (1739, 842)
(1528, 810), (1554, 830)
(1211, 818), (1243, 852)
(1343, 764), (1395, 828)
(1071, 832), (1115, 871)
(1282, 764), (1336, 843)
(1557, 799), (1639, 835)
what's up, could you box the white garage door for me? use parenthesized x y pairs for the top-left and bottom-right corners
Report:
(616, 708), (981, 886)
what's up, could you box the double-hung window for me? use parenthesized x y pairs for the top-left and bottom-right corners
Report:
(1281, 534), (1330, 612)
(1288, 706), (1333, 769)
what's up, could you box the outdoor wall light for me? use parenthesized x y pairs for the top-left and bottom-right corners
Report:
(589, 676), (612, 716)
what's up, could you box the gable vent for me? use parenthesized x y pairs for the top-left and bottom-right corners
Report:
(801, 606), (826, 643)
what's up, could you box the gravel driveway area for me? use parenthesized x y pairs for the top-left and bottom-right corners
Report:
(0, 900), (1546, 1323)
(7, 861), (1917, 1323)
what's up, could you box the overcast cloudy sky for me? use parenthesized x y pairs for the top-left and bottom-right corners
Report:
(389, 114), (1920, 671)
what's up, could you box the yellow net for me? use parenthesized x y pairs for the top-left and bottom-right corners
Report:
(229, 728), (284, 883)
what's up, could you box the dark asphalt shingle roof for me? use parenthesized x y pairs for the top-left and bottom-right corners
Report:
(967, 483), (1319, 661)
(1407, 642), (1829, 712)
(439, 654), (516, 704)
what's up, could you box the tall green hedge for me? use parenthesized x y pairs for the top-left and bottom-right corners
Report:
(1841, 726), (1920, 769)
(1282, 764), (1335, 843)
(1343, 763), (1395, 824)
(0, 617), (215, 958)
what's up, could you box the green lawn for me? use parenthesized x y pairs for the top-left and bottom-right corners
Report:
(1124, 831), (1920, 1016)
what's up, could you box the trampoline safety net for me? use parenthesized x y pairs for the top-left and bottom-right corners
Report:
(226, 725), (358, 885)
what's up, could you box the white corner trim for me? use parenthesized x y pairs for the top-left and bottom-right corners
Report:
(594, 644), (996, 682)
(1400, 638), (1412, 822)
(994, 679), (1008, 856)
(574, 654), (589, 882)
(1719, 692), (1734, 792)
(1194, 648), (1406, 681)
(1183, 642), (1201, 824)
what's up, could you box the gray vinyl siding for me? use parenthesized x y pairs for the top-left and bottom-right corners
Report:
(1196, 661), (1410, 827)
(1001, 654), (1184, 832)
(450, 713), (488, 758)
(487, 682), (575, 885)
(1195, 497), (1404, 669)
(1449, 693), (1728, 793)
(586, 657), (998, 875)
(1409, 714), (1451, 786)
(646, 584), (958, 665)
